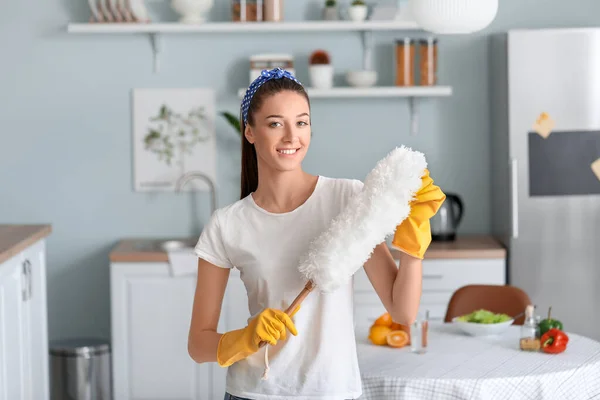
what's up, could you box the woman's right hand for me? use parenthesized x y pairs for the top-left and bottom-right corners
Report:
(217, 307), (298, 367)
(248, 308), (298, 348)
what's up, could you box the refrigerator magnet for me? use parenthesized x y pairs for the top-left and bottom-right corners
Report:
(592, 158), (600, 182)
(533, 112), (555, 139)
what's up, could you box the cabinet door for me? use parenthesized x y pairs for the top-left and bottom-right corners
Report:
(0, 256), (26, 400)
(21, 240), (50, 400)
(110, 262), (211, 400)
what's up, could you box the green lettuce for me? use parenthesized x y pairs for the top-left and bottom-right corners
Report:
(456, 309), (512, 324)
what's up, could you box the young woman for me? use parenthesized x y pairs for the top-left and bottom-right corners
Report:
(188, 68), (445, 400)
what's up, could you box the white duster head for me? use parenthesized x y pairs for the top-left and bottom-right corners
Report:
(297, 146), (427, 293)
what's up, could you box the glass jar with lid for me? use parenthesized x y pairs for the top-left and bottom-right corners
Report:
(419, 37), (438, 86)
(232, 0), (263, 22)
(395, 38), (415, 86)
(249, 54), (295, 84)
(263, 0), (283, 21)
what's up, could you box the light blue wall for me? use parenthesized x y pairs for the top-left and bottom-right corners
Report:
(1, 0), (597, 340)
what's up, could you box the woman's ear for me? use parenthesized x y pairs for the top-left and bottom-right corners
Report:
(244, 125), (255, 144)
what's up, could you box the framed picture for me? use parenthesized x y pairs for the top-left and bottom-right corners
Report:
(132, 88), (216, 192)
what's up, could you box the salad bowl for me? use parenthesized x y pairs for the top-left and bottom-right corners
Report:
(452, 309), (514, 336)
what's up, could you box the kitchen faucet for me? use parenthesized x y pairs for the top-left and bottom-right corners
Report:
(175, 171), (217, 215)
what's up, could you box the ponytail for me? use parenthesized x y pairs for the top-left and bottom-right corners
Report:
(240, 114), (258, 199)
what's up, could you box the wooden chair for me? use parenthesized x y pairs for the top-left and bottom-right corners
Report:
(444, 284), (532, 325)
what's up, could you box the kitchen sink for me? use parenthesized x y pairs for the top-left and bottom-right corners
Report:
(132, 238), (197, 252)
(159, 239), (195, 251)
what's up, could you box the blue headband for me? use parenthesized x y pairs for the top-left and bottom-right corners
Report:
(241, 67), (303, 125)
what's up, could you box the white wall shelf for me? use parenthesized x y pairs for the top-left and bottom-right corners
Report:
(237, 85), (452, 99)
(237, 86), (453, 136)
(66, 20), (420, 34)
(66, 20), (422, 73)
(66, 20), (450, 136)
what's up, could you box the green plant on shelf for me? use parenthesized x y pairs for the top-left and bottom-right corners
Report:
(143, 104), (209, 167)
(220, 111), (242, 137)
(325, 0), (336, 7)
(351, 0), (365, 5)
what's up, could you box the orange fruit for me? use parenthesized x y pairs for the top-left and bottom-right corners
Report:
(390, 323), (411, 344)
(386, 330), (409, 348)
(368, 325), (392, 345)
(374, 312), (393, 327)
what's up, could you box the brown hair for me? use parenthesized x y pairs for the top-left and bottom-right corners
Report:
(239, 78), (310, 199)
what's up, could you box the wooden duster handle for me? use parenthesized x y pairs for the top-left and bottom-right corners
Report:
(258, 280), (315, 348)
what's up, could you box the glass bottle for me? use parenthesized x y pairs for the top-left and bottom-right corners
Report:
(520, 305), (540, 351)
(419, 37), (438, 86)
(395, 38), (415, 87)
(410, 310), (428, 354)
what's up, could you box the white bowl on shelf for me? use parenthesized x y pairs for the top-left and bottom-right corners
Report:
(171, 0), (213, 23)
(452, 317), (514, 336)
(346, 70), (377, 87)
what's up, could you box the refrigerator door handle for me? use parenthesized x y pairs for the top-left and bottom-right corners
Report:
(510, 158), (519, 239)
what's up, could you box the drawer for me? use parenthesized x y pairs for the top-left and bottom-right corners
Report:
(420, 291), (453, 305)
(421, 258), (505, 291)
(353, 258), (505, 293)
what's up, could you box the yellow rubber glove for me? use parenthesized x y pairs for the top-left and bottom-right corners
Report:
(391, 169), (446, 259)
(217, 307), (299, 367)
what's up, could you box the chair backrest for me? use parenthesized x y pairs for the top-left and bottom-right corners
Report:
(444, 284), (532, 325)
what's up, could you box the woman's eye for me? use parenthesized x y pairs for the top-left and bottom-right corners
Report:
(298, 121), (309, 126)
(269, 121), (282, 127)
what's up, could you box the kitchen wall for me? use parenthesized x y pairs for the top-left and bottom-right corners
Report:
(1, 0), (597, 341)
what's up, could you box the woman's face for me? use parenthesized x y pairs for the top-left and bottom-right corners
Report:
(245, 90), (311, 173)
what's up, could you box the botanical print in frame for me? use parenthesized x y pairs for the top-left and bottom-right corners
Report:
(132, 88), (216, 192)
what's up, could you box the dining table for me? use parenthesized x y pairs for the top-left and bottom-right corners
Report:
(355, 322), (600, 400)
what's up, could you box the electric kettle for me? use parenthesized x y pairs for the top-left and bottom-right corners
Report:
(430, 193), (464, 241)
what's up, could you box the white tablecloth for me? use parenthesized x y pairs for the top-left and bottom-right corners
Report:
(356, 323), (600, 400)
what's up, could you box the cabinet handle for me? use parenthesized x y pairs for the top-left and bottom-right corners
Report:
(26, 259), (32, 300)
(21, 261), (28, 301)
(422, 274), (444, 279)
(510, 158), (519, 239)
(22, 259), (31, 301)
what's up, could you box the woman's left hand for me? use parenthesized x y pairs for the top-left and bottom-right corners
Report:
(391, 169), (446, 259)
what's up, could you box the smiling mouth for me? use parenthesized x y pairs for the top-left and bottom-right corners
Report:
(277, 148), (300, 155)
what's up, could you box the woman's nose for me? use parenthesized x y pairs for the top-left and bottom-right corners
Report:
(283, 125), (298, 142)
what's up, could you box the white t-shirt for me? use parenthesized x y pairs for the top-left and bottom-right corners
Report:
(194, 175), (365, 400)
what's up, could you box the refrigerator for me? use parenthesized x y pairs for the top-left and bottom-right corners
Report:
(490, 28), (600, 341)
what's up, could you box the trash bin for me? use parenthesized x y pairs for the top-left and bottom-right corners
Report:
(49, 338), (112, 400)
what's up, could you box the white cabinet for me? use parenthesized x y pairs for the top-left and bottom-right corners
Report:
(110, 261), (249, 400)
(0, 239), (50, 400)
(353, 256), (506, 324)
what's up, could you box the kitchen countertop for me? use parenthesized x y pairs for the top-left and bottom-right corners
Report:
(421, 235), (506, 259)
(109, 235), (506, 263)
(0, 225), (52, 265)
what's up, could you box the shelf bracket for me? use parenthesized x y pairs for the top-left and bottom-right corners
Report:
(408, 97), (418, 136)
(360, 30), (374, 70)
(150, 33), (163, 73)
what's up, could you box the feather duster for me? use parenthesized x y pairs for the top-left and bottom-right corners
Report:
(260, 146), (427, 379)
(297, 145), (427, 293)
